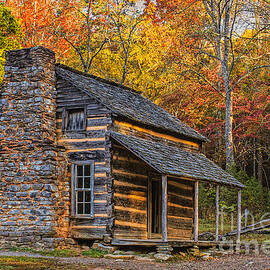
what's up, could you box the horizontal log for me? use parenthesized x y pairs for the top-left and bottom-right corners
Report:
(112, 155), (145, 165)
(67, 148), (106, 153)
(168, 202), (193, 210)
(114, 180), (147, 191)
(112, 169), (148, 179)
(112, 159), (150, 176)
(114, 193), (146, 201)
(68, 150), (108, 161)
(115, 220), (147, 229)
(168, 181), (193, 191)
(168, 205), (194, 219)
(168, 228), (192, 239)
(87, 118), (112, 126)
(113, 174), (147, 187)
(115, 211), (147, 224)
(114, 196), (146, 210)
(113, 233), (147, 240)
(113, 120), (200, 148)
(167, 217), (193, 229)
(168, 191), (193, 201)
(94, 173), (107, 178)
(114, 206), (147, 215)
(87, 126), (108, 131)
(61, 141), (107, 150)
(58, 137), (105, 143)
(71, 217), (112, 226)
(168, 194), (193, 208)
(71, 231), (107, 240)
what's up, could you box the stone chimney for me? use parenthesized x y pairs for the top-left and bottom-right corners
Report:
(0, 47), (68, 249)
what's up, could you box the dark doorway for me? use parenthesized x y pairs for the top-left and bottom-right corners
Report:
(148, 178), (162, 238)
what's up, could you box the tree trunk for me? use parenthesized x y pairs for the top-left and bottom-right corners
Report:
(224, 87), (234, 170)
(258, 145), (263, 185)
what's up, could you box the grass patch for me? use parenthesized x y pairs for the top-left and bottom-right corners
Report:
(38, 249), (79, 257)
(7, 247), (79, 258)
(82, 248), (108, 258)
(0, 256), (79, 270)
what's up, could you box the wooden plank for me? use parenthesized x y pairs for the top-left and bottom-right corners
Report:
(162, 175), (168, 242)
(167, 202), (193, 210)
(114, 193), (147, 201)
(237, 189), (242, 242)
(168, 195), (193, 208)
(114, 196), (146, 210)
(167, 228), (192, 239)
(194, 181), (199, 242)
(168, 191), (193, 201)
(115, 220), (147, 229)
(216, 185), (220, 242)
(87, 126), (108, 131)
(168, 181), (193, 191)
(114, 120), (200, 148)
(67, 148), (105, 152)
(71, 226), (107, 229)
(114, 205), (147, 214)
(112, 169), (148, 179)
(58, 137), (105, 143)
(114, 180), (147, 190)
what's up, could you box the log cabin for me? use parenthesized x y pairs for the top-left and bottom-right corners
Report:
(0, 47), (244, 250)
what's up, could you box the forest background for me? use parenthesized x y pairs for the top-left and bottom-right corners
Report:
(0, 0), (269, 229)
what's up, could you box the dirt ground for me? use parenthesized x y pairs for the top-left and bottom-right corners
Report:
(59, 254), (270, 270)
(0, 252), (270, 270)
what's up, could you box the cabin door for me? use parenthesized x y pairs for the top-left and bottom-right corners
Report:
(148, 177), (162, 238)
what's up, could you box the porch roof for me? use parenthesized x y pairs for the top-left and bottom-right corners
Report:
(110, 131), (244, 188)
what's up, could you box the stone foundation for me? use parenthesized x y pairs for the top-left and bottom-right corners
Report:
(0, 47), (70, 248)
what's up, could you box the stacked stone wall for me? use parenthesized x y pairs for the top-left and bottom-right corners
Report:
(0, 47), (70, 249)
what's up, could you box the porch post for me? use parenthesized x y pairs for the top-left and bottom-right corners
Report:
(237, 189), (242, 242)
(215, 185), (220, 242)
(194, 181), (199, 242)
(162, 175), (168, 242)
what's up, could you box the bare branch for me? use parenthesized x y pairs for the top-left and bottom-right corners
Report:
(233, 65), (270, 87)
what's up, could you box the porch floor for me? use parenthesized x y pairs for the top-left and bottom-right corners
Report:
(111, 238), (218, 248)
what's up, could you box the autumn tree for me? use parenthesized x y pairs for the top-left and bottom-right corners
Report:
(198, 0), (270, 169)
(148, 0), (269, 170)
(0, 3), (21, 82)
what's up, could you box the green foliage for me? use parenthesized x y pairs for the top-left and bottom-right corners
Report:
(0, 3), (21, 82)
(7, 247), (78, 258)
(199, 167), (270, 222)
(81, 248), (108, 258)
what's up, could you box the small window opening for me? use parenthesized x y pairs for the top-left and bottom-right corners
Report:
(65, 108), (85, 131)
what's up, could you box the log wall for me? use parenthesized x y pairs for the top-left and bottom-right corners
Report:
(56, 77), (113, 239)
(167, 177), (194, 240)
(112, 143), (156, 239)
(112, 119), (200, 152)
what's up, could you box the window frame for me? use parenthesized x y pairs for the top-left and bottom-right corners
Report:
(71, 161), (95, 218)
(62, 106), (87, 132)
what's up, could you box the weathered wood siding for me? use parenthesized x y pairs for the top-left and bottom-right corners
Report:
(112, 119), (201, 153)
(167, 177), (194, 240)
(112, 143), (155, 239)
(56, 77), (113, 239)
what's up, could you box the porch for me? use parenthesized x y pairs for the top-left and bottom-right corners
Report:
(111, 238), (218, 248)
(111, 131), (245, 246)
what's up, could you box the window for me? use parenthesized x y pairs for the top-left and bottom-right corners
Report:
(72, 163), (94, 217)
(63, 108), (86, 131)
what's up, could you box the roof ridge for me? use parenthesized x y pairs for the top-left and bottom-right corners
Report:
(56, 64), (208, 142)
(56, 63), (140, 94)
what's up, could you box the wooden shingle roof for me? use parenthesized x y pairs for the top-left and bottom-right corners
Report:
(56, 65), (207, 142)
(111, 131), (244, 188)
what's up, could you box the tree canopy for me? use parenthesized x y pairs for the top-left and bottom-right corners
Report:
(0, 0), (269, 186)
